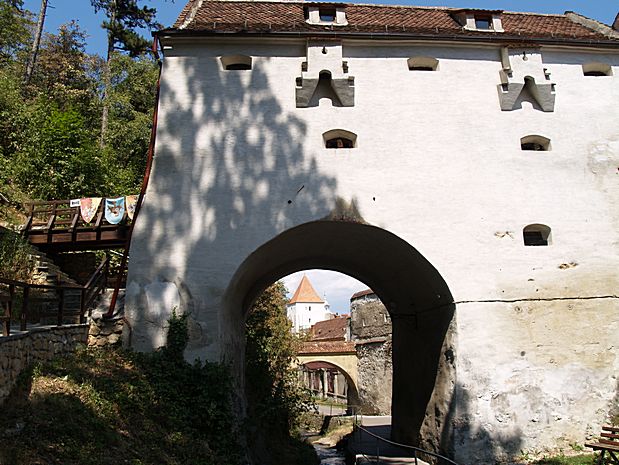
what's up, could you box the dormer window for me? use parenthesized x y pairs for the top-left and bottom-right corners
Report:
(452, 10), (504, 32)
(305, 4), (348, 26)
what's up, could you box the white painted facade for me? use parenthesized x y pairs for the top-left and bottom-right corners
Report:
(125, 24), (619, 464)
(286, 300), (331, 333)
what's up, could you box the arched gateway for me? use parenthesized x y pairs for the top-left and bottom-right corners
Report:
(225, 221), (455, 446)
(127, 218), (455, 447)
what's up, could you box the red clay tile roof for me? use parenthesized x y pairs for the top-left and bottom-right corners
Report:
(310, 316), (349, 341)
(289, 275), (324, 304)
(351, 289), (374, 300)
(168, 1), (618, 44)
(299, 340), (356, 355)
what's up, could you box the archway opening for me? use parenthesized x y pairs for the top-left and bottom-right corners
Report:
(224, 220), (456, 448)
(283, 269), (391, 415)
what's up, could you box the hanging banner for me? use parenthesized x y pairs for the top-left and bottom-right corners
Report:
(125, 195), (138, 220)
(105, 197), (125, 224)
(69, 198), (80, 208)
(80, 197), (102, 224)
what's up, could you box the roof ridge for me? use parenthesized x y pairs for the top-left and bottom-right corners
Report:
(179, 0), (206, 30)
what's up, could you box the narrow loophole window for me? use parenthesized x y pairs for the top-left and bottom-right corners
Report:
(220, 55), (252, 71)
(521, 135), (551, 151)
(582, 63), (612, 77)
(407, 56), (439, 71)
(523, 224), (551, 246)
(323, 129), (357, 148)
(326, 137), (354, 148)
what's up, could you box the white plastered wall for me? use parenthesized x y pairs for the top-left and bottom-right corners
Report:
(126, 37), (619, 462)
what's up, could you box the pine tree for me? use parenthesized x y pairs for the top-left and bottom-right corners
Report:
(90, 0), (159, 147)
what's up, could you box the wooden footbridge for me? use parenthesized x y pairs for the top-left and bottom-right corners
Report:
(23, 200), (131, 252)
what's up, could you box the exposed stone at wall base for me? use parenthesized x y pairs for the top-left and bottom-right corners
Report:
(88, 317), (124, 347)
(0, 324), (88, 404)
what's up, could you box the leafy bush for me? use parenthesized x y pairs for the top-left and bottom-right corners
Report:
(0, 229), (34, 281)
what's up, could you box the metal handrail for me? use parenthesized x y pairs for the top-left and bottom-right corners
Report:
(354, 423), (461, 465)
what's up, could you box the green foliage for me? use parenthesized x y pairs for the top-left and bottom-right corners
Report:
(0, 3), (157, 205)
(0, 0), (31, 65)
(91, 0), (160, 57)
(0, 229), (33, 280)
(161, 308), (189, 362)
(104, 53), (158, 192)
(28, 21), (99, 110)
(532, 454), (595, 465)
(245, 282), (317, 464)
(10, 101), (106, 199)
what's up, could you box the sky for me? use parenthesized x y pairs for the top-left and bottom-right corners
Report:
(22, 0), (619, 56)
(20, 0), (618, 315)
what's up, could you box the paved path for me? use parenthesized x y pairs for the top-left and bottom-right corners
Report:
(348, 416), (429, 465)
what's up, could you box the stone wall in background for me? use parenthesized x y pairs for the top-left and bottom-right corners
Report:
(350, 299), (393, 415)
(0, 317), (125, 405)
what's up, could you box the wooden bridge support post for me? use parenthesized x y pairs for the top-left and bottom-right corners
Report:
(20, 286), (29, 331)
(57, 288), (64, 326)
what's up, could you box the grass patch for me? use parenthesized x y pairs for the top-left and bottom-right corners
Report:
(0, 346), (241, 465)
(532, 454), (596, 465)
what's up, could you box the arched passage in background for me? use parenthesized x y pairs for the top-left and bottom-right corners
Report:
(298, 359), (360, 407)
(223, 220), (456, 446)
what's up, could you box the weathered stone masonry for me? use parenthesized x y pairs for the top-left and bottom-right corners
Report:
(0, 324), (88, 403)
(0, 317), (125, 404)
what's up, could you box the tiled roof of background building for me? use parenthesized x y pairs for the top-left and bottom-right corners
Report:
(169, 1), (618, 43)
(288, 274), (324, 304)
(310, 316), (349, 341)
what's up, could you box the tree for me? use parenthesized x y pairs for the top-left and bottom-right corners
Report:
(23, 0), (47, 84)
(90, 0), (159, 147)
(10, 102), (106, 200)
(245, 282), (315, 463)
(32, 21), (97, 111)
(0, 0), (31, 66)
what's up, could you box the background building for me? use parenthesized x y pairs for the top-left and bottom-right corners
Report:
(286, 274), (333, 332)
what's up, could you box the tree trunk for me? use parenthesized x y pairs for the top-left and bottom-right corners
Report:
(99, 0), (116, 148)
(24, 0), (48, 85)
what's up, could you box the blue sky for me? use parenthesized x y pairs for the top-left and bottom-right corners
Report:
(23, 0), (619, 56)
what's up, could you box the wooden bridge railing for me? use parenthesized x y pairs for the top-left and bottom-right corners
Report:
(0, 256), (109, 337)
(23, 200), (132, 251)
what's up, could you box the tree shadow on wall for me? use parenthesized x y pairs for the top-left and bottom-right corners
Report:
(129, 49), (339, 342)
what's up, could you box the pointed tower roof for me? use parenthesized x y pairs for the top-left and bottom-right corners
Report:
(289, 275), (324, 304)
